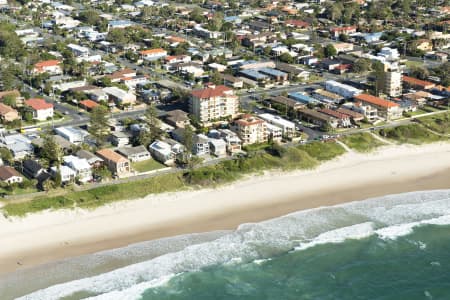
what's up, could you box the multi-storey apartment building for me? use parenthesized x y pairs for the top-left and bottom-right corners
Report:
(190, 85), (239, 122)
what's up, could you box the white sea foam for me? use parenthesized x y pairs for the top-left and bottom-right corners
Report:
(294, 222), (375, 251)
(18, 190), (450, 300)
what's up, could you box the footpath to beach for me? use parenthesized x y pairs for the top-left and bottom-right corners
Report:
(1, 142), (450, 275)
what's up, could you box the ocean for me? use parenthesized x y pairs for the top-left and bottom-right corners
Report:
(5, 189), (450, 300)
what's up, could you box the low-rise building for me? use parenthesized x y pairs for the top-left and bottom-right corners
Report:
(325, 80), (362, 99)
(258, 113), (295, 138)
(208, 138), (227, 157)
(298, 109), (338, 128)
(164, 110), (190, 128)
(76, 150), (104, 168)
(109, 132), (130, 147)
(193, 134), (210, 155)
(402, 76), (436, 90)
(318, 108), (352, 127)
(232, 115), (267, 145)
(55, 126), (89, 145)
(0, 103), (20, 122)
(63, 155), (92, 183)
(24, 98), (54, 121)
(354, 94), (402, 120)
(50, 165), (76, 184)
(0, 166), (23, 184)
(116, 145), (151, 162)
(148, 140), (176, 165)
(33, 60), (63, 75)
(0, 134), (33, 159)
(140, 48), (167, 61)
(103, 87), (136, 106)
(96, 148), (131, 177)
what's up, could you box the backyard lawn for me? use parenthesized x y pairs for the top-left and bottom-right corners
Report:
(131, 159), (166, 173)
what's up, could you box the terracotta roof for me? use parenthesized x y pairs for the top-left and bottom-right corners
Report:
(402, 76), (435, 89)
(191, 85), (232, 99)
(166, 36), (186, 43)
(319, 108), (349, 119)
(35, 60), (60, 68)
(234, 114), (265, 126)
(0, 166), (21, 180)
(336, 108), (364, 119)
(25, 98), (53, 110)
(285, 19), (310, 28)
(140, 48), (166, 55)
(330, 26), (357, 33)
(80, 99), (99, 109)
(354, 94), (399, 108)
(96, 148), (128, 163)
(0, 103), (16, 115)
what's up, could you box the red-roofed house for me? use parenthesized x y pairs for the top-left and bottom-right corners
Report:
(33, 60), (63, 75)
(354, 94), (402, 120)
(330, 26), (357, 38)
(402, 76), (435, 90)
(80, 99), (99, 111)
(190, 85), (239, 122)
(25, 98), (54, 121)
(96, 148), (130, 178)
(140, 48), (167, 61)
(318, 108), (352, 127)
(285, 19), (310, 29)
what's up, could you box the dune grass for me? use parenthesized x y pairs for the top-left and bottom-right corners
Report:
(340, 133), (386, 152)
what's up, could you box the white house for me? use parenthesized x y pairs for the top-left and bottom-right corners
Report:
(50, 165), (76, 184)
(140, 48), (167, 61)
(33, 60), (63, 75)
(24, 98), (54, 121)
(103, 87), (136, 105)
(55, 126), (89, 145)
(63, 155), (92, 183)
(67, 44), (90, 57)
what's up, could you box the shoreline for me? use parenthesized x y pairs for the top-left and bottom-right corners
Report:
(1, 143), (450, 277)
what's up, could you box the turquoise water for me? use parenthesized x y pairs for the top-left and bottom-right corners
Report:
(142, 224), (450, 300)
(16, 190), (450, 300)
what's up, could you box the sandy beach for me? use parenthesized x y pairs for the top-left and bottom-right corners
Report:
(1, 142), (450, 277)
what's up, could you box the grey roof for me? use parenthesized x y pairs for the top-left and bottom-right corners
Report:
(116, 145), (149, 157)
(32, 135), (73, 149)
(76, 149), (103, 164)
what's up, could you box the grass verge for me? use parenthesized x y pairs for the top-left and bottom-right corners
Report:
(131, 159), (166, 173)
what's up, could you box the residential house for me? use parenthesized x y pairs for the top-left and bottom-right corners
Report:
(109, 132), (130, 147)
(208, 138), (227, 157)
(63, 155), (92, 183)
(55, 126), (89, 145)
(354, 94), (402, 120)
(148, 139), (176, 165)
(80, 99), (99, 111)
(33, 60), (63, 75)
(318, 108), (352, 127)
(76, 149), (104, 168)
(22, 159), (51, 189)
(140, 48), (167, 61)
(96, 148), (131, 177)
(0, 166), (23, 184)
(285, 19), (310, 29)
(164, 110), (190, 128)
(0, 103), (20, 122)
(24, 98), (54, 121)
(330, 26), (357, 38)
(190, 85), (239, 123)
(217, 129), (242, 154)
(67, 43), (90, 57)
(335, 107), (365, 122)
(103, 87), (136, 106)
(269, 95), (305, 110)
(0, 134), (33, 159)
(32, 135), (73, 154)
(220, 74), (244, 89)
(50, 165), (76, 184)
(193, 134), (210, 155)
(176, 62), (204, 77)
(116, 145), (151, 162)
(232, 115), (268, 145)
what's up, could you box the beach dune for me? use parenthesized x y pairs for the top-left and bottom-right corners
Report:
(1, 143), (450, 276)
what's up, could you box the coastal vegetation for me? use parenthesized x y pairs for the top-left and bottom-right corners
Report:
(378, 124), (446, 145)
(2, 142), (345, 217)
(340, 133), (386, 152)
(416, 115), (450, 135)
